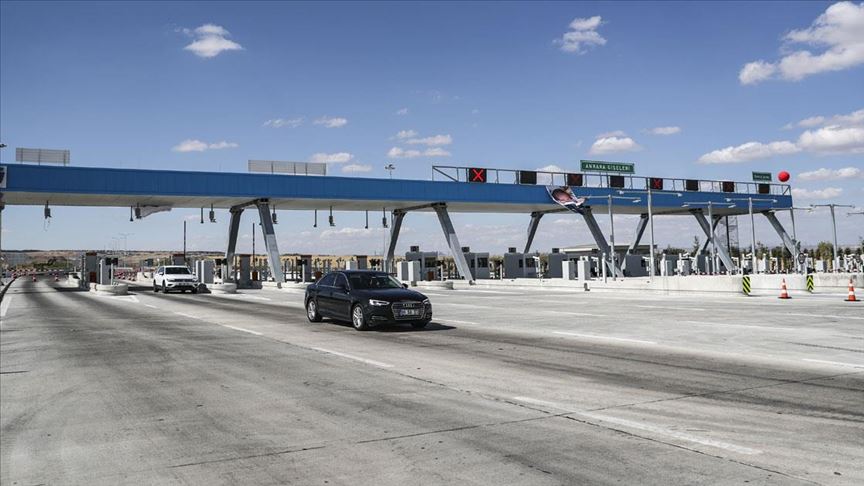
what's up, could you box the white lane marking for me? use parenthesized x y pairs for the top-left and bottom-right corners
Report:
(633, 304), (708, 312)
(309, 347), (393, 368)
(579, 412), (762, 455)
(785, 312), (864, 321)
(511, 397), (761, 455)
(683, 321), (799, 331)
(220, 324), (263, 336)
(174, 312), (202, 320)
(802, 359), (864, 369)
(441, 319), (481, 326)
(0, 295), (13, 318)
(553, 331), (656, 345)
(217, 294), (272, 301)
(542, 310), (608, 317)
(143, 304), (158, 309)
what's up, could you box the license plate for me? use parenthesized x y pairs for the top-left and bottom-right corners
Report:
(399, 309), (420, 316)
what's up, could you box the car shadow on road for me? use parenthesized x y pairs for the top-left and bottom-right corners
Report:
(324, 320), (456, 333)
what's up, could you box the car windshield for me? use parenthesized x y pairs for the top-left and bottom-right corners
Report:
(166, 267), (191, 275)
(348, 274), (403, 290)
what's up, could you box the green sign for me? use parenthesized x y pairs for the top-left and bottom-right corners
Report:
(580, 160), (635, 173)
(752, 171), (772, 182)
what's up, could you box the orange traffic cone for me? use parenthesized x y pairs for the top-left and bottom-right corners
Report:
(846, 279), (858, 302)
(778, 278), (791, 299)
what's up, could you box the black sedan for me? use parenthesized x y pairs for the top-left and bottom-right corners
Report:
(305, 270), (432, 331)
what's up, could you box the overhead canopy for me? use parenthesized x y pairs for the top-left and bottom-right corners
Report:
(0, 164), (793, 216)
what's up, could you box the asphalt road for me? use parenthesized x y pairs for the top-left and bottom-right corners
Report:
(1, 277), (862, 485)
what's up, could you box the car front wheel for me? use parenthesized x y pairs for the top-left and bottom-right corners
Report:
(306, 299), (322, 322)
(351, 304), (370, 331)
(162, 283), (169, 294)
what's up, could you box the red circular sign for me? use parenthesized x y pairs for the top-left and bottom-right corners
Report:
(778, 171), (790, 182)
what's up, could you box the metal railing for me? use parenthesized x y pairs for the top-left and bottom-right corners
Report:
(432, 165), (791, 196)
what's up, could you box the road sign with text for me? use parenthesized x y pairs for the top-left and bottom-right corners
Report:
(580, 160), (635, 173)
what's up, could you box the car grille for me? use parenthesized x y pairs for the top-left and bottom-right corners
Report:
(392, 301), (425, 320)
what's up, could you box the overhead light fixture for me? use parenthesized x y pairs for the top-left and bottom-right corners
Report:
(209, 204), (216, 223)
(44, 201), (51, 219)
(382, 207), (388, 228)
(272, 205), (278, 224)
(365, 210), (369, 229)
(313, 209), (318, 228)
(200, 207), (204, 224)
(129, 206), (134, 222)
(328, 206), (335, 227)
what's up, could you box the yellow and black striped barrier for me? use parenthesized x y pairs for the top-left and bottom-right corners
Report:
(806, 274), (814, 293)
(742, 275), (751, 295)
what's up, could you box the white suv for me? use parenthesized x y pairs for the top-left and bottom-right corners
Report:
(153, 266), (199, 294)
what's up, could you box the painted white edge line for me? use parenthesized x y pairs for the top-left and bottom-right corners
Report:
(174, 312), (202, 319)
(553, 331), (656, 345)
(785, 312), (864, 321)
(309, 347), (394, 368)
(0, 295), (13, 318)
(220, 324), (263, 336)
(802, 359), (864, 369)
(512, 397), (760, 455)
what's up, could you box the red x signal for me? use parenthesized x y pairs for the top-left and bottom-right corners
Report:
(469, 167), (487, 183)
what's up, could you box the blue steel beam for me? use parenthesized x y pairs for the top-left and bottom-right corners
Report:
(0, 164), (793, 216)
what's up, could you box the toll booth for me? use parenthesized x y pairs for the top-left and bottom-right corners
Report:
(195, 259), (215, 284)
(623, 254), (648, 277)
(660, 254), (678, 277)
(503, 248), (537, 279)
(397, 260), (421, 283)
(98, 256), (118, 285)
(546, 248), (566, 279)
(676, 256), (692, 276)
(576, 257), (592, 281)
(82, 251), (99, 286)
(298, 255), (312, 282)
(458, 247), (490, 280)
(405, 246), (440, 281)
(171, 253), (186, 266)
(237, 254), (252, 287)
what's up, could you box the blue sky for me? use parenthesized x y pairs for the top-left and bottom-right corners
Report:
(1, 1), (862, 254)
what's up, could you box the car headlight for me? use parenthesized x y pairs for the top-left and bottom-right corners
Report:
(369, 299), (390, 306)
(422, 299), (430, 305)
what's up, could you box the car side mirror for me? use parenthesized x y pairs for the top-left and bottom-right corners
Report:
(402, 283), (408, 289)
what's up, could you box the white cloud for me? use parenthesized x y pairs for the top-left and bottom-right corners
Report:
(597, 130), (627, 138)
(313, 116), (348, 128)
(405, 134), (452, 146)
(263, 117), (303, 128)
(739, 1), (864, 84)
(556, 16), (607, 54)
(648, 126), (681, 135)
(785, 108), (864, 130)
(792, 187), (844, 200)
(697, 141), (801, 164)
(309, 152), (353, 164)
(798, 166), (863, 180)
(395, 107), (409, 115)
(172, 139), (238, 152)
(387, 147), (450, 158)
(797, 125), (864, 154)
(423, 147), (451, 157)
(394, 129), (418, 140)
(589, 135), (642, 154)
(341, 163), (372, 173)
(183, 24), (243, 58)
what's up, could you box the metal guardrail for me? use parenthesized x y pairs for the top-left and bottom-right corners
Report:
(432, 165), (791, 196)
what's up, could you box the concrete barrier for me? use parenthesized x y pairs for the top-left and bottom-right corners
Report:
(416, 280), (454, 290)
(90, 283), (129, 295)
(206, 283), (237, 294)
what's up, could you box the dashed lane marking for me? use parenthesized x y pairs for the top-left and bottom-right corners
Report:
(553, 331), (656, 345)
(220, 324), (263, 336)
(0, 295), (13, 318)
(512, 397), (761, 455)
(802, 359), (864, 369)
(309, 347), (394, 368)
(174, 312), (202, 320)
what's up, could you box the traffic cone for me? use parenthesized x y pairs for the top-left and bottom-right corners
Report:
(846, 279), (858, 302)
(778, 278), (791, 299)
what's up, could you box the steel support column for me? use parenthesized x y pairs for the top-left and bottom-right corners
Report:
(763, 211), (799, 265)
(692, 210), (736, 273)
(224, 206), (244, 282)
(255, 201), (284, 288)
(698, 216), (722, 254)
(581, 207), (624, 278)
(433, 203), (475, 284)
(621, 213), (648, 273)
(385, 210), (406, 273)
(524, 212), (544, 254)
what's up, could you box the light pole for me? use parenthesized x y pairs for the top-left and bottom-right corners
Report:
(811, 203), (854, 272)
(681, 201), (735, 274)
(384, 164), (395, 179)
(725, 197), (777, 274)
